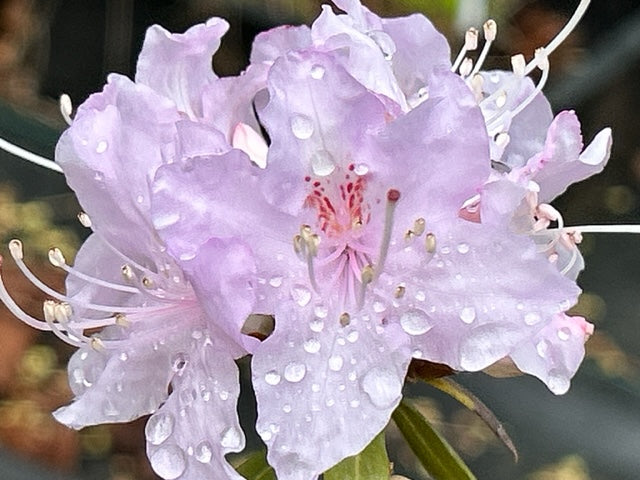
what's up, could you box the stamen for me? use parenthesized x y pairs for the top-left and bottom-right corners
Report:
(77, 212), (92, 228)
(511, 54), (526, 78)
(425, 233), (437, 254)
(59, 94), (73, 126)
(339, 312), (351, 327)
(413, 218), (426, 236)
(470, 20), (497, 77)
(460, 57), (474, 77)
(451, 27), (479, 73)
(394, 285), (406, 299)
(358, 264), (374, 308)
(524, 0), (591, 76)
(0, 136), (63, 173)
(374, 189), (400, 278)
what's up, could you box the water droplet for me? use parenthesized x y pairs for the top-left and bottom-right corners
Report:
(96, 140), (108, 153)
(149, 444), (186, 480)
(291, 114), (314, 139)
(400, 309), (433, 336)
(311, 383), (321, 393)
(282, 404), (292, 413)
(269, 276), (283, 288)
(354, 163), (369, 175)
(136, 194), (144, 204)
(260, 429), (273, 442)
(303, 338), (321, 354)
(328, 355), (344, 372)
(310, 64), (325, 79)
(145, 413), (174, 445)
(325, 398), (335, 407)
(284, 362), (306, 383)
(171, 352), (189, 373)
(220, 427), (242, 449)
(219, 390), (229, 401)
(415, 291), (426, 302)
(516, 303), (524, 311)
(118, 352), (128, 362)
(195, 441), (213, 463)
(558, 327), (571, 341)
(309, 318), (324, 332)
(367, 30), (396, 60)
(155, 212), (180, 229)
(547, 369), (570, 394)
(314, 305), (328, 318)
(265, 370), (281, 386)
(93, 172), (104, 182)
(440, 246), (451, 255)
(348, 371), (357, 382)
(311, 150), (336, 176)
(361, 368), (402, 409)
(350, 399), (360, 408)
(524, 312), (542, 326)
(457, 243), (470, 254)
(373, 301), (386, 313)
(201, 389), (212, 402)
(536, 339), (549, 358)
(346, 331), (359, 343)
(459, 307), (476, 324)
(291, 284), (312, 307)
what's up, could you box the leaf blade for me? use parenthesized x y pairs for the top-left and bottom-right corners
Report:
(324, 432), (390, 480)
(392, 398), (476, 480)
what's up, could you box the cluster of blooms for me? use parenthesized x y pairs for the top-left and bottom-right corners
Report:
(0, 0), (613, 479)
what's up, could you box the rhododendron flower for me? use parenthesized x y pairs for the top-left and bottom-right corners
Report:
(0, 0), (616, 479)
(0, 19), (265, 480)
(149, 3), (599, 477)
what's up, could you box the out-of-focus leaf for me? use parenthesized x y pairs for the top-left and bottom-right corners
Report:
(392, 399), (476, 480)
(427, 377), (518, 462)
(324, 432), (390, 480)
(231, 449), (276, 480)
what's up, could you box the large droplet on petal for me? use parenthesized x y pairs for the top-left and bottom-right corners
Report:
(400, 309), (433, 336)
(311, 150), (336, 176)
(145, 413), (175, 445)
(367, 30), (397, 60)
(284, 362), (307, 383)
(149, 444), (186, 480)
(291, 114), (314, 139)
(361, 367), (402, 409)
(195, 441), (213, 463)
(220, 426), (242, 449)
(291, 284), (312, 307)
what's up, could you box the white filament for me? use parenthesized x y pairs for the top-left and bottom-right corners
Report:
(0, 136), (63, 173)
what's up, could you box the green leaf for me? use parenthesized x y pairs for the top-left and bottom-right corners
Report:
(426, 377), (518, 462)
(231, 449), (276, 480)
(324, 432), (390, 480)
(392, 399), (476, 480)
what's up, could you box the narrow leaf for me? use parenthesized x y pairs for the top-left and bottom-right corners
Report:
(231, 449), (276, 480)
(324, 432), (390, 480)
(427, 377), (518, 462)
(392, 399), (476, 480)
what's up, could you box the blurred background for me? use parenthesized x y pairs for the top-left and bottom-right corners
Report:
(0, 0), (639, 479)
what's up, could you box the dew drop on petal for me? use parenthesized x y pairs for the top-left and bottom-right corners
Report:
(354, 163), (369, 175)
(269, 276), (283, 288)
(145, 413), (174, 445)
(96, 140), (108, 153)
(524, 312), (542, 326)
(373, 301), (386, 313)
(547, 369), (570, 394)
(311, 383), (321, 393)
(350, 399), (360, 408)
(150, 444), (186, 480)
(346, 331), (359, 343)
(536, 339), (549, 358)
(457, 243), (470, 254)
(310, 64), (325, 79)
(558, 327), (571, 341)
(291, 284), (312, 307)
(400, 309), (433, 336)
(220, 427), (242, 449)
(283, 404), (292, 413)
(459, 307), (476, 324)
(171, 352), (189, 373)
(219, 390), (229, 401)
(290, 114), (314, 139)
(361, 368), (402, 409)
(284, 362), (306, 383)
(314, 304), (328, 318)
(309, 318), (324, 332)
(265, 370), (281, 386)
(195, 441), (213, 463)
(311, 150), (336, 176)
(303, 338), (321, 354)
(328, 355), (344, 372)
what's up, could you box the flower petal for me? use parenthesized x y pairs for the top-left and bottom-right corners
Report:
(387, 219), (580, 371)
(136, 18), (229, 118)
(250, 25), (312, 64)
(510, 314), (593, 394)
(145, 331), (246, 480)
(252, 300), (410, 480)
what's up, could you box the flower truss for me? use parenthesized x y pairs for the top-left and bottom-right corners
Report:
(0, 0), (624, 479)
